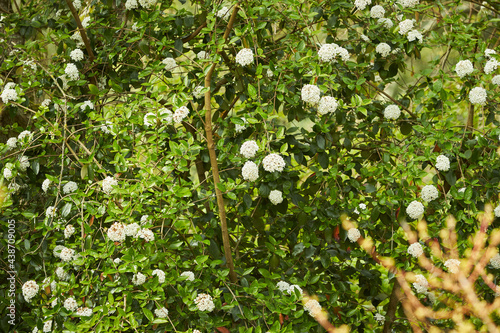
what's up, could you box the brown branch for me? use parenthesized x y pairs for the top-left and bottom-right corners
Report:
(64, 0), (95, 63)
(182, 22), (208, 43)
(382, 279), (402, 333)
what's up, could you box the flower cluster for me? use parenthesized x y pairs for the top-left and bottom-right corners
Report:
(269, 190), (283, 205)
(193, 86), (204, 99)
(412, 274), (428, 294)
(76, 307), (93, 316)
(262, 153), (286, 172)
(408, 242), (423, 258)
(397, 0), (419, 7)
(22, 280), (39, 302)
(216, 6), (231, 20)
(65, 63), (79, 81)
(469, 86), (487, 105)
(370, 5), (385, 18)
(41, 179), (51, 193)
(56, 267), (69, 281)
(384, 104), (401, 120)
(46, 206), (57, 217)
(60, 247), (75, 262)
(80, 100), (94, 111)
(240, 140), (259, 159)
(347, 228), (361, 242)
(64, 297), (78, 311)
(435, 155), (450, 171)
(484, 59), (499, 74)
(152, 269), (166, 283)
(194, 293), (215, 312)
(155, 307), (169, 318)
(492, 75), (500, 85)
(374, 313), (385, 324)
(1, 83), (18, 104)
(132, 272), (146, 285)
(102, 176), (118, 194)
(138, 0), (156, 9)
(376, 43), (391, 57)
(242, 161), (259, 181)
(304, 299), (322, 318)
(301, 84), (321, 104)
(173, 106), (189, 123)
(490, 253), (500, 268)
(235, 117), (247, 133)
(63, 181), (78, 194)
(64, 225), (76, 238)
(181, 271), (195, 281)
(354, 0), (371, 11)
(125, 0), (138, 10)
(407, 30), (423, 43)
(137, 228), (155, 242)
(378, 18), (393, 28)
(70, 49), (84, 61)
(144, 112), (156, 127)
(455, 60), (473, 78)
(19, 155), (30, 171)
(406, 201), (424, 220)
(235, 48), (254, 66)
(317, 43), (349, 63)
(444, 259), (460, 273)
(108, 222), (126, 242)
(318, 96), (338, 115)
(398, 19), (414, 35)
(421, 185), (438, 202)
(6, 137), (17, 150)
(162, 57), (176, 71)
(124, 223), (140, 237)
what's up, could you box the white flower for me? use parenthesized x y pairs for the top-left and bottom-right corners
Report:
(41, 99), (51, 107)
(3, 168), (12, 179)
(240, 140), (259, 158)
(125, 0), (138, 9)
(63, 181), (78, 194)
(469, 86), (487, 105)
(407, 242), (423, 258)
(267, 69), (274, 78)
(140, 215), (150, 225)
(6, 137), (17, 150)
(193, 330), (201, 333)
(64, 297), (78, 311)
(242, 161), (259, 181)
(435, 155), (450, 171)
(73, 0), (82, 10)
(492, 75), (500, 85)
(398, 19), (414, 35)
(301, 84), (321, 104)
(318, 43), (349, 63)
(354, 0), (371, 11)
(102, 176), (118, 194)
(485, 59), (499, 74)
(421, 185), (439, 202)
(124, 223), (140, 237)
(370, 5), (385, 18)
(397, 0), (419, 7)
(197, 51), (208, 60)
(65, 63), (79, 81)
(139, 0), (156, 9)
(235, 48), (254, 66)
(359, 203), (367, 210)
(173, 106), (190, 123)
(114, 257), (122, 264)
(18, 155), (30, 171)
(216, 6), (231, 20)
(444, 259), (460, 273)
(131, 22), (139, 31)
(162, 57), (176, 71)
(235, 118), (247, 133)
(155, 307), (169, 318)
(347, 228), (361, 242)
(378, 18), (393, 28)
(490, 253), (500, 268)
(42, 320), (52, 332)
(108, 222), (126, 242)
(485, 49), (497, 58)
(81, 17), (90, 28)
(318, 96), (338, 115)
(46, 206), (57, 217)
(80, 100), (94, 111)
(455, 60), (474, 78)
(262, 153), (286, 173)
(412, 274), (428, 294)
(158, 108), (173, 124)
(144, 112), (156, 127)
(53, 245), (66, 258)
(76, 307), (93, 316)
(51, 299), (58, 308)
(56, 267), (69, 281)
(269, 190), (283, 205)
(407, 30), (423, 43)
(1, 84), (18, 104)
(137, 228), (155, 242)
(22, 280), (39, 302)
(70, 49), (84, 61)
(42, 179), (51, 192)
(277, 281), (290, 292)
(376, 43), (391, 57)
(193, 86), (205, 99)
(361, 34), (370, 42)
(384, 104), (401, 120)
(60, 247), (75, 262)
(180, 271), (195, 281)
(194, 293), (215, 312)
(304, 299), (322, 318)
(132, 272), (146, 285)
(64, 225), (76, 238)
(374, 313), (385, 324)
(406, 201), (424, 220)
(494, 205), (500, 217)
(288, 284), (302, 296)
(152, 269), (166, 283)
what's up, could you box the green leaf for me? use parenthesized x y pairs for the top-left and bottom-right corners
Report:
(88, 84), (99, 95)
(174, 39), (183, 54)
(61, 203), (72, 217)
(143, 308), (154, 322)
(248, 84), (257, 99)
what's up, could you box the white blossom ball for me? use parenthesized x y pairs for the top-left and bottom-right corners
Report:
(64, 225), (76, 238)
(455, 60), (474, 78)
(370, 5), (385, 18)
(1, 84), (18, 104)
(318, 44), (337, 62)
(6, 137), (17, 150)
(318, 96), (338, 115)
(76, 307), (93, 316)
(63, 181), (78, 194)
(162, 57), (176, 71)
(125, 0), (138, 9)
(42, 179), (51, 192)
(494, 205), (500, 217)
(108, 222), (126, 242)
(19, 155), (30, 171)
(159, 108), (173, 124)
(407, 30), (423, 43)
(242, 161), (259, 181)
(53, 245), (66, 258)
(56, 267), (69, 281)
(102, 176), (118, 194)
(484, 59), (499, 74)
(155, 307), (169, 318)
(490, 253), (500, 269)
(304, 299), (322, 318)
(406, 200), (424, 220)
(485, 49), (497, 58)
(262, 153), (286, 173)
(173, 106), (190, 123)
(64, 63), (79, 81)
(374, 313), (385, 324)
(269, 190), (283, 205)
(378, 18), (393, 28)
(194, 293), (215, 312)
(398, 19), (414, 35)
(132, 272), (146, 285)
(60, 247), (75, 262)
(397, 0), (419, 7)
(144, 112), (156, 127)
(354, 0), (371, 11)
(152, 269), (166, 283)
(3, 168), (12, 179)
(81, 17), (90, 28)
(180, 271), (195, 281)
(114, 257), (122, 264)
(376, 43), (391, 57)
(46, 206), (57, 217)
(444, 259), (460, 273)
(412, 274), (428, 293)
(277, 281), (290, 292)
(124, 223), (140, 237)
(42, 320), (52, 332)
(469, 87), (487, 105)
(235, 48), (254, 66)
(407, 242), (423, 258)
(435, 155), (450, 171)
(216, 6), (231, 20)
(492, 75), (500, 85)
(193, 86), (204, 99)
(240, 140), (259, 158)
(301, 84), (321, 104)
(138, 0), (156, 9)
(70, 49), (84, 62)
(288, 284), (302, 296)
(18, 130), (32, 143)
(80, 100), (94, 111)
(22, 280), (39, 302)
(421, 185), (439, 202)
(64, 297), (78, 311)
(140, 215), (150, 225)
(137, 228), (155, 242)
(384, 104), (401, 120)
(347, 228), (361, 242)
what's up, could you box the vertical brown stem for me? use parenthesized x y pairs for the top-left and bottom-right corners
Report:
(383, 279), (402, 333)
(467, 103), (474, 129)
